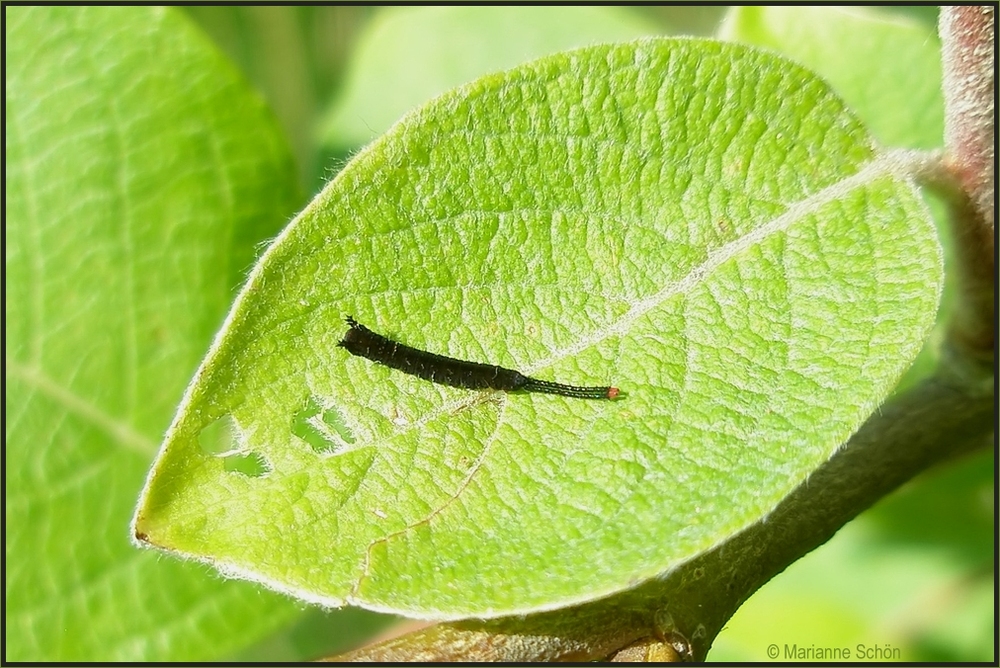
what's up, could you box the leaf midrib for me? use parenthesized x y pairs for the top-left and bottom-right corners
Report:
(523, 149), (898, 373)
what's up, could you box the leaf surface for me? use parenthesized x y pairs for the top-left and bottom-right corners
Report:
(134, 38), (942, 617)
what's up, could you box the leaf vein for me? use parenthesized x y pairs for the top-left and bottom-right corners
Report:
(6, 358), (156, 457)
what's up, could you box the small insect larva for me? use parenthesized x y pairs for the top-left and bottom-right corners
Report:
(338, 316), (619, 400)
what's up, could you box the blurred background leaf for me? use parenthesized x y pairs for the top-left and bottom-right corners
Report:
(5, 6), (302, 661)
(184, 6), (372, 194)
(317, 5), (664, 153)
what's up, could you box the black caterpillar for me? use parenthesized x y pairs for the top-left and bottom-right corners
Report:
(338, 316), (619, 400)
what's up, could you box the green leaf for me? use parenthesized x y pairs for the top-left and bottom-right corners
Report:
(320, 6), (663, 150)
(719, 6), (943, 150)
(133, 38), (942, 618)
(719, 7), (949, 395)
(5, 6), (301, 660)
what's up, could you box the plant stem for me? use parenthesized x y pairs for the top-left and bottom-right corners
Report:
(938, 6), (995, 360)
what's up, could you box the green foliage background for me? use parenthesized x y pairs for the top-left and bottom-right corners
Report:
(5, 5), (992, 662)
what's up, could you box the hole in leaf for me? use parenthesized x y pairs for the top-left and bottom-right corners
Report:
(291, 396), (357, 454)
(198, 415), (239, 456)
(322, 406), (356, 444)
(223, 451), (270, 478)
